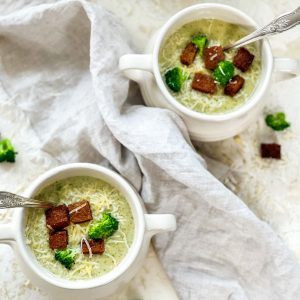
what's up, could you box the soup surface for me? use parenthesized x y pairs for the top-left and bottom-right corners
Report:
(25, 176), (135, 280)
(159, 19), (261, 114)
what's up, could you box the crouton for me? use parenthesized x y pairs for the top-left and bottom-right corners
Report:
(224, 75), (245, 96)
(180, 42), (198, 66)
(82, 239), (105, 255)
(233, 47), (255, 72)
(68, 200), (93, 224)
(49, 230), (68, 250)
(203, 46), (225, 70)
(46, 205), (70, 230)
(192, 73), (217, 94)
(260, 143), (281, 159)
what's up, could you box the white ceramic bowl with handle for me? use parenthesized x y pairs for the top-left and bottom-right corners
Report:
(0, 163), (176, 300)
(119, 3), (300, 141)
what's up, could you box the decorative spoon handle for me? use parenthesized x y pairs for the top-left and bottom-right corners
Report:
(224, 7), (300, 51)
(0, 191), (54, 209)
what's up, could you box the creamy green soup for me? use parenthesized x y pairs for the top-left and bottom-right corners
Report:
(25, 176), (135, 280)
(159, 19), (261, 114)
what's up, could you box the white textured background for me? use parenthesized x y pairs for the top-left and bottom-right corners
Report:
(0, 0), (300, 299)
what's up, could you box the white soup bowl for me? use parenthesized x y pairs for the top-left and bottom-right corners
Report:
(0, 163), (176, 300)
(119, 3), (300, 141)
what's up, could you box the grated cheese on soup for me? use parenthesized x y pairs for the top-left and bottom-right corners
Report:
(159, 19), (261, 114)
(25, 176), (134, 280)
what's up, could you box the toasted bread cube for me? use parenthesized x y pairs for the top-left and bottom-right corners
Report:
(224, 75), (245, 96)
(68, 200), (93, 224)
(260, 143), (281, 159)
(46, 205), (70, 230)
(180, 42), (198, 66)
(233, 47), (255, 72)
(49, 230), (68, 250)
(192, 73), (217, 94)
(82, 239), (105, 254)
(203, 46), (225, 70)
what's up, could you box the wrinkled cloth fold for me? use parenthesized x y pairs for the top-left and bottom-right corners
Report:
(0, 1), (300, 299)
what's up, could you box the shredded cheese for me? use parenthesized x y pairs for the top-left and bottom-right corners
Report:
(158, 19), (261, 114)
(81, 237), (93, 259)
(25, 176), (135, 280)
(219, 65), (225, 76)
(46, 224), (54, 231)
(210, 53), (218, 61)
(104, 253), (117, 266)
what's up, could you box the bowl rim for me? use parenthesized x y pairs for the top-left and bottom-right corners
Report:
(15, 163), (145, 290)
(152, 3), (273, 122)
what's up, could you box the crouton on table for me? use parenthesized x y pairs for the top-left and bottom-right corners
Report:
(260, 143), (281, 159)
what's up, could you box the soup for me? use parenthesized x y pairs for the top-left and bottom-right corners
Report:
(25, 176), (135, 280)
(159, 19), (261, 114)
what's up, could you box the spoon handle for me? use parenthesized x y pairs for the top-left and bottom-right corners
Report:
(0, 191), (53, 209)
(224, 7), (300, 51)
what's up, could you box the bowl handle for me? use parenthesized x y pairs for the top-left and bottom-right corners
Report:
(0, 223), (15, 246)
(145, 214), (176, 237)
(274, 57), (300, 80)
(119, 54), (153, 83)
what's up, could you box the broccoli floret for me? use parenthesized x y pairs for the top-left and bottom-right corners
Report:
(192, 34), (208, 56)
(88, 212), (119, 240)
(164, 67), (189, 92)
(0, 138), (17, 163)
(213, 61), (234, 86)
(265, 112), (290, 131)
(54, 249), (76, 270)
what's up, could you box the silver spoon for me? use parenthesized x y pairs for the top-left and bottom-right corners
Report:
(223, 7), (300, 51)
(0, 191), (55, 209)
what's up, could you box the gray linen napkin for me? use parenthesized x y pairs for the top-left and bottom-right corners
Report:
(0, 1), (300, 299)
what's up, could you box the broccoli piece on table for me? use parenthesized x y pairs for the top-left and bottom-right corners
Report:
(164, 67), (189, 93)
(265, 112), (290, 131)
(55, 249), (76, 270)
(213, 61), (234, 86)
(0, 138), (17, 163)
(88, 212), (119, 240)
(192, 33), (208, 56)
